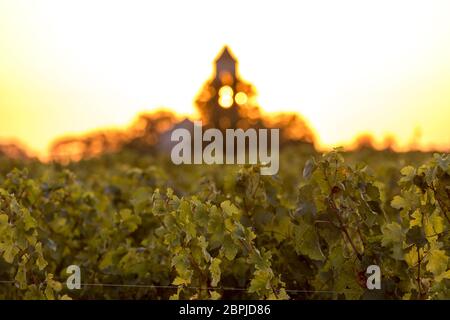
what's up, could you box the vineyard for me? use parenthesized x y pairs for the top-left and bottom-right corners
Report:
(0, 146), (449, 300)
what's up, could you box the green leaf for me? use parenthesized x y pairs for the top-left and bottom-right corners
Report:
(221, 236), (238, 261)
(99, 251), (115, 270)
(381, 222), (405, 260)
(35, 242), (48, 271)
(400, 166), (416, 182)
(171, 252), (193, 284)
(14, 255), (28, 290)
(406, 226), (427, 248)
(293, 221), (325, 261)
(22, 208), (37, 231)
(209, 258), (221, 287)
(221, 201), (240, 218)
(119, 209), (141, 232)
(248, 269), (272, 294)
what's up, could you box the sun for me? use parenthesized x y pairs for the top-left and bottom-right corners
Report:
(218, 86), (234, 108)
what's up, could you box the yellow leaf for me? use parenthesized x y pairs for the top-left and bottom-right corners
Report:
(424, 211), (445, 241)
(404, 247), (418, 267)
(172, 276), (189, 286)
(3, 245), (19, 264)
(426, 248), (449, 276)
(430, 211), (445, 234)
(436, 270), (450, 282)
(0, 214), (9, 224)
(410, 209), (422, 228)
(391, 196), (407, 210)
(209, 291), (221, 300)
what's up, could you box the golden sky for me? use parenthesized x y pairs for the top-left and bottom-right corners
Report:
(1, 0), (450, 156)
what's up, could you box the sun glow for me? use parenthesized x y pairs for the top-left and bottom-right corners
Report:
(218, 86), (234, 108)
(235, 92), (248, 106)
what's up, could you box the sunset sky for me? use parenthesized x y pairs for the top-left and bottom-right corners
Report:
(1, 0), (450, 157)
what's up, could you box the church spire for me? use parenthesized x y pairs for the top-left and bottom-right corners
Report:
(215, 46), (237, 83)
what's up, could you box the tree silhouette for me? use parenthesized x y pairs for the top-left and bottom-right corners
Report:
(49, 46), (316, 162)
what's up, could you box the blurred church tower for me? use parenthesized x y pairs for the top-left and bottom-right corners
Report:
(195, 46), (261, 131)
(214, 46), (237, 83)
